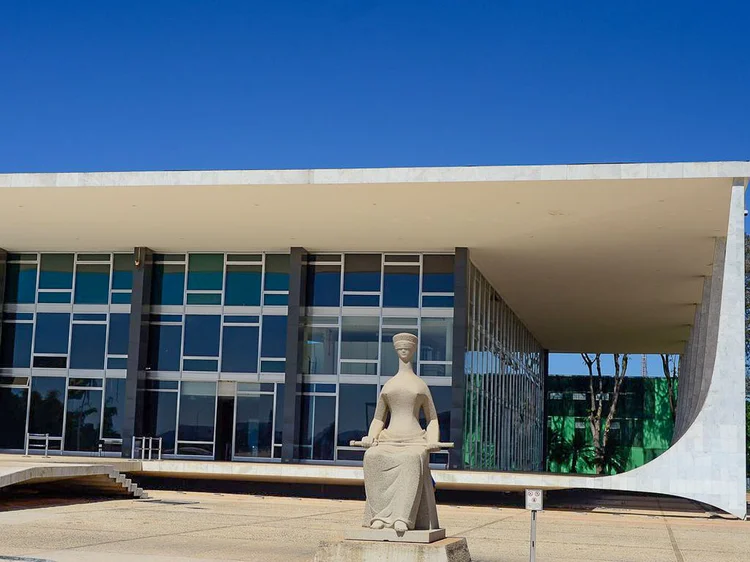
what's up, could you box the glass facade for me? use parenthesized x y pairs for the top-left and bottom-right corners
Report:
(463, 261), (545, 472)
(0, 252), (131, 453)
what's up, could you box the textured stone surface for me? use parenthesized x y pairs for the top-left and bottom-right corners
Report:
(314, 537), (471, 562)
(344, 528), (446, 543)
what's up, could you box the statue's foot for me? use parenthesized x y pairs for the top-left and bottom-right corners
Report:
(393, 520), (408, 534)
(370, 520), (385, 529)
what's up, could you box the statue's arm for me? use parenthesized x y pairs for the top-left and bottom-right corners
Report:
(365, 395), (387, 441)
(423, 393), (440, 444)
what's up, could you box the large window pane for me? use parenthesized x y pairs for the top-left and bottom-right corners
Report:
(341, 317), (379, 360)
(264, 254), (290, 292)
(421, 386), (451, 443)
(178, 382), (216, 444)
(70, 324), (106, 369)
(380, 327), (418, 377)
(261, 316), (287, 358)
(225, 265), (261, 306)
(151, 264), (185, 305)
(343, 254), (381, 292)
(102, 378), (126, 438)
(107, 313), (130, 356)
(420, 318), (453, 362)
(221, 326), (259, 373)
(34, 313), (70, 354)
(0, 387), (28, 449)
(65, 388), (102, 452)
(184, 315), (221, 357)
(235, 394), (274, 458)
(301, 322), (338, 375)
(422, 255), (454, 293)
(5, 263), (37, 304)
(301, 394), (335, 460)
(142, 390), (177, 454)
(337, 385), (377, 447)
(274, 384), (284, 447)
(187, 254), (224, 291)
(383, 265), (419, 307)
(39, 254), (73, 290)
(112, 254), (133, 290)
(0, 323), (33, 368)
(74, 263), (110, 304)
(306, 264), (341, 307)
(147, 324), (182, 371)
(29, 377), (66, 437)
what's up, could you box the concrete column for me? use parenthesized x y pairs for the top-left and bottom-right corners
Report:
(122, 247), (153, 458)
(281, 247), (307, 463)
(449, 248), (469, 470)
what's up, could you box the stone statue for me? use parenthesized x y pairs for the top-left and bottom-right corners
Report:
(351, 333), (452, 535)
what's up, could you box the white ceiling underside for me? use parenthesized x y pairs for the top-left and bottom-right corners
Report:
(1, 162), (747, 353)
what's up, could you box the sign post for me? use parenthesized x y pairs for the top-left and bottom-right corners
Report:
(525, 489), (543, 562)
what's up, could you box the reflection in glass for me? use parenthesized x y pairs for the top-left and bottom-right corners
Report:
(102, 379), (126, 438)
(65, 388), (102, 452)
(264, 254), (290, 292)
(420, 318), (453, 362)
(337, 385), (377, 446)
(5, 263), (38, 303)
(306, 263), (341, 307)
(422, 255), (454, 293)
(224, 265), (261, 306)
(0, 387), (28, 449)
(187, 254), (224, 291)
(112, 254), (134, 290)
(341, 316), (379, 360)
(383, 265), (419, 308)
(74, 263), (110, 304)
(0, 322), (33, 368)
(147, 324), (182, 371)
(301, 322), (338, 375)
(183, 315), (221, 357)
(34, 313), (70, 354)
(343, 254), (381, 292)
(261, 316), (287, 358)
(70, 324), (106, 369)
(107, 313), (130, 356)
(151, 263), (185, 305)
(39, 254), (74, 289)
(178, 382), (216, 445)
(235, 394), (274, 457)
(301, 394), (335, 460)
(274, 384), (284, 448)
(142, 390), (177, 454)
(29, 377), (66, 437)
(221, 326), (259, 373)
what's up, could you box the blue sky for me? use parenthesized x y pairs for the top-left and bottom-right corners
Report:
(1, 2), (747, 374)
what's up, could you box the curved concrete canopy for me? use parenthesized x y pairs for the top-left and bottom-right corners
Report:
(0, 161), (747, 353)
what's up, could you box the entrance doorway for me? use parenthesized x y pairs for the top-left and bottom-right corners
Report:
(215, 395), (235, 461)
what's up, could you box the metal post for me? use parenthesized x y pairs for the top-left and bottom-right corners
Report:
(131, 436), (136, 459)
(141, 438), (146, 460)
(44, 434), (49, 457)
(24, 434), (29, 456)
(158, 437), (163, 460)
(530, 511), (537, 562)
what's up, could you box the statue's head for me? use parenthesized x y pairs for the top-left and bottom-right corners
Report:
(392, 332), (418, 364)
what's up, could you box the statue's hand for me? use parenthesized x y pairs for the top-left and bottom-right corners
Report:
(361, 436), (377, 448)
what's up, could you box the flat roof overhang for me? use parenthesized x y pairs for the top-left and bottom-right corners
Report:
(1, 161), (748, 354)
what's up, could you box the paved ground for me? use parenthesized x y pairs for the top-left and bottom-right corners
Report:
(0, 490), (748, 562)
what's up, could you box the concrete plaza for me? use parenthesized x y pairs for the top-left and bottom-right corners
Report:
(0, 490), (748, 562)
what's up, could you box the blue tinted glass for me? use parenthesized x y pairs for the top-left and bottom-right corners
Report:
(300, 395), (335, 460)
(263, 293), (289, 306)
(260, 360), (285, 373)
(383, 266), (419, 308)
(0, 323), (33, 368)
(34, 313), (70, 354)
(235, 394), (274, 458)
(422, 255), (455, 293)
(187, 254), (224, 291)
(70, 324), (106, 369)
(147, 324), (182, 371)
(151, 263), (185, 305)
(301, 325), (338, 375)
(275, 384), (284, 445)
(107, 357), (127, 369)
(422, 386), (451, 443)
(107, 313), (130, 356)
(264, 255), (290, 292)
(29, 377), (66, 437)
(179, 382), (216, 442)
(74, 263), (110, 304)
(420, 318), (453, 362)
(4, 263), (37, 304)
(112, 254), (133, 290)
(111, 292), (131, 304)
(306, 264), (341, 307)
(224, 265), (261, 306)
(186, 293), (222, 305)
(261, 316), (287, 358)
(142, 390), (177, 454)
(73, 314), (107, 321)
(38, 291), (71, 303)
(342, 294), (380, 307)
(337, 384), (377, 447)
(420, 364), (449, 377)
(221, 326), (259, 373)
(183, 315), (221, 357)
(102, 378), (126, 438)
(343, 254), (381, 292)
(150, 315), (182, 323)
(65, 388), (102, 451)
(224, 316), (259, 324)
(3, 313), (33, 321)
(421, 295), (454, 308)
(0, 387), (28, 449)
(39, 254), (73, 290)
(183, 358), (219, 371)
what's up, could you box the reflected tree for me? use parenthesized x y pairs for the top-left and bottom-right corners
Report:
(659, 354), (679, 421)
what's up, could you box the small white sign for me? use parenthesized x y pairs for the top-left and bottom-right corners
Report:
(525, 489), (543, 511)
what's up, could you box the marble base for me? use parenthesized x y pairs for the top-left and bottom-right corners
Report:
(314, 537), (471, 562)
(345, 528), (446, 543)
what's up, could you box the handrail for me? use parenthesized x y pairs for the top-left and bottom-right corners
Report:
(24, 433), (62, 457)
(131, 436), (163, 460)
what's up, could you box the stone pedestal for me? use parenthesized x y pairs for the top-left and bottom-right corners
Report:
(313, 537), (471, 562)
(344, 528), (446, 543)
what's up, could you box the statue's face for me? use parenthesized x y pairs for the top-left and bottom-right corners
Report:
(395, 343), (416, 363)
